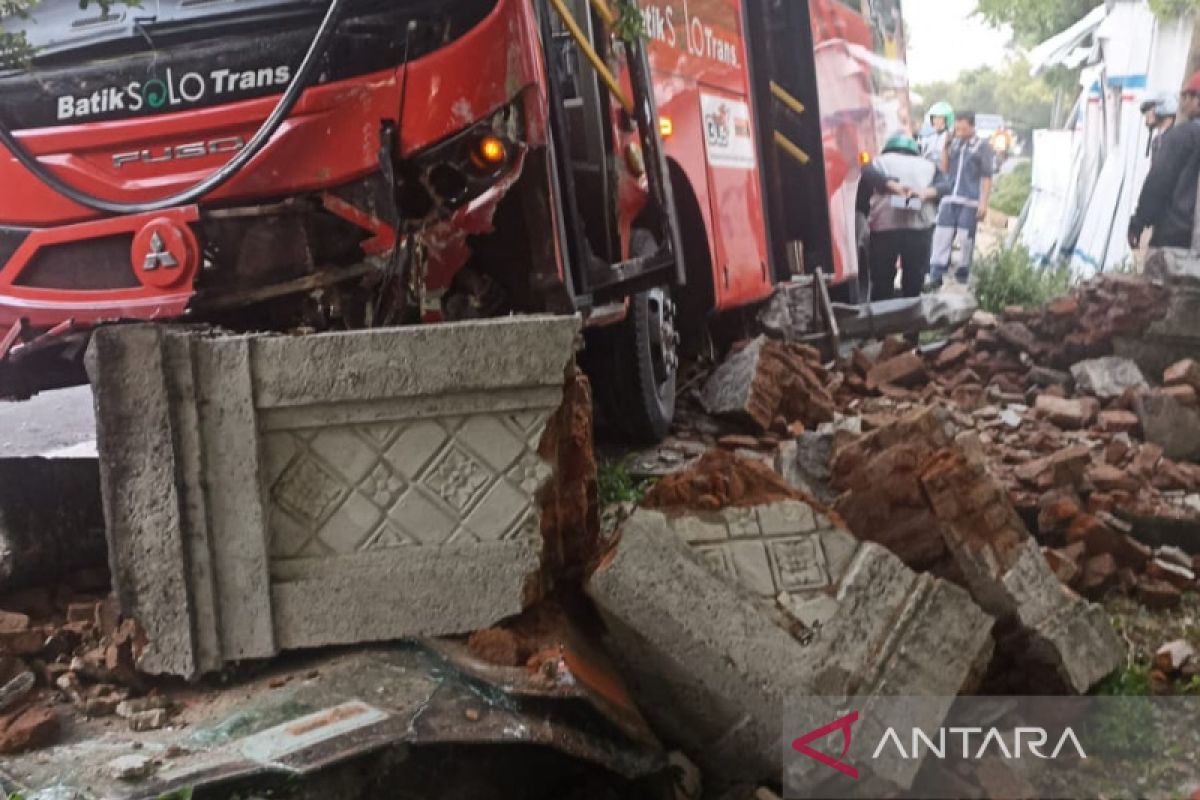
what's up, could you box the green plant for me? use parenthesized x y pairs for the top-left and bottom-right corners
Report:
(1096, 663), (1153, 696)
(612, 0), (646, 43)
(2, 0), (139, 69)
(598, 461), (652, 506)
(971, 245), (1073, 313)
(990, 161), (1032, 217)
(1148, 0), (1200, 18)
(156, 789), (195, 800)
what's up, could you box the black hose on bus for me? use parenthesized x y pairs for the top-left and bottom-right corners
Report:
(0, 0), (348, 215)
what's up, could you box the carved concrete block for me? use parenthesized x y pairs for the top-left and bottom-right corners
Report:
(587, 503), (995, 785)
(86, 318), (579, 678)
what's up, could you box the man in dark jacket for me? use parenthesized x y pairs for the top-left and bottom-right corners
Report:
(1129, 72), (1200, 249)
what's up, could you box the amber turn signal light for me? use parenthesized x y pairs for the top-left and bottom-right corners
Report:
(470, 135), (508, 171)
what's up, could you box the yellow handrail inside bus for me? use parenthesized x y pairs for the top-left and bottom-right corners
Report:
(547, 0), (634, 114)
(770, 81), (806, 116)
(588, 0), (616, 27)
(774, 131), (811, 165)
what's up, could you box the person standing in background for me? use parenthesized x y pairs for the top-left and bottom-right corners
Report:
(868, 134), (945, 300)
(927, 111), (995, 290)
(1129, 73), (1200, 250)
(920, 101), (954, 163)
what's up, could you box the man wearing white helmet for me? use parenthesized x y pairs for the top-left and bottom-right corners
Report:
(1151, 94), (1178, 159)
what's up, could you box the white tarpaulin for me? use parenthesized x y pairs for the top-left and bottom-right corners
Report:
(1021, 130), (1077, 262)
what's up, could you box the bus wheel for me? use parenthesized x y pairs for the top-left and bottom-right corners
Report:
(585, 228), (679, 443)
(609, 287), (679, 443)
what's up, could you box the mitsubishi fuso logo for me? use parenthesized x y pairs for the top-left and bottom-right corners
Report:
(112, 136), (246, 169)
(142, 231), (178, 272)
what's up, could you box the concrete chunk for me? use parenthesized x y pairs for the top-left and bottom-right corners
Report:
(1135, 392), (1200, 462)
(1069, 357), (1148, 400)
(586, 503), (994, 785)
(86, 318), (579, 678)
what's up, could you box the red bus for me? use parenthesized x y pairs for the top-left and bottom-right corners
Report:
(0, 0), (906, 439)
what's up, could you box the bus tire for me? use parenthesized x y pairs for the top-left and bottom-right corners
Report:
(588, 229), (679, 443)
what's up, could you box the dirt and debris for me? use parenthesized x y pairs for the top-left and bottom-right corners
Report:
(640, 450), (807, 512)
(0, 574), (163, 757)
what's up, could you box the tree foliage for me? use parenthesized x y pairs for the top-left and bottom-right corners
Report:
(974, 0), (1103, 47)
(914, 56), (1057, 131)
(2, 0), (123, 70)
(1147, 0), (1200, 16)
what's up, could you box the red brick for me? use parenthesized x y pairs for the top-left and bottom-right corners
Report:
(1146, 558), (1196, 591)
(0, 627), (49, 656)
(951, 384), (986, 411)
(718, 435), (760, 451)
(0, 611), (30, 633)
(1034, 395), (1098, 429)
(1087, 465), (1141, 494)
(0, 706), (59, 754)
(878, 335), (912, 362)
(1037, 493), (1081, 535)
(1105, 439), (1130, 466)
(1079, 553), (1117, 598)
(866, 352), (928, 391)
(1137, 578), (1182, 610)
(1046, 296), (1079, 318)
(1164, 359), (1200, 391)
(850, 349), (874, 378)
(1130, 444), (1164, 478)
(935, 343), (970, 370)
(1098, 409), (1140, 435)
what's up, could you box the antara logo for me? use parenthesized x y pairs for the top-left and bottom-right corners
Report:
(112, 136), (246, 169)
(792, 711), (1088, 780)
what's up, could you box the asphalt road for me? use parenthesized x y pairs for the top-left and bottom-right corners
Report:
(0, 385), (97, 457)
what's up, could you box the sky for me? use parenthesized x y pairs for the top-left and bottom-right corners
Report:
(903, 0), (1013, 86)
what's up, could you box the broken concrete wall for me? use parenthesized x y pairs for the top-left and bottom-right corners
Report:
(919, 447), (1124, 693)
(830, 409), (1122, 692)
(586, 503), (994, 787)
(86, 317), (580, 678)
(0, 458), (106, 591)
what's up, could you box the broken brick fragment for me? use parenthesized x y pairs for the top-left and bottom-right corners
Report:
(1087, 465), (1141, 494)
(1034, 395), (1098, 430)
(935, 342), (970, 370)
(918, 447), (1124, 693)
(1137, 578), (1183, 610)
(866, 352), (928, 391)
(1146, 558), (1196, 591)
(701, 337), (835, 432)
(0, 705), (58, 754)
(1164, 359), (1200, 392)
(1078, 553), (1117, 598)
(643, 450), (803, 513)
(1098, 409), (1140, 435)
(1037, 492), (1081, 536)
(0, 611), (30, 632)
(831, 408), (953, 571)
(996, 322), (1040, 355)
